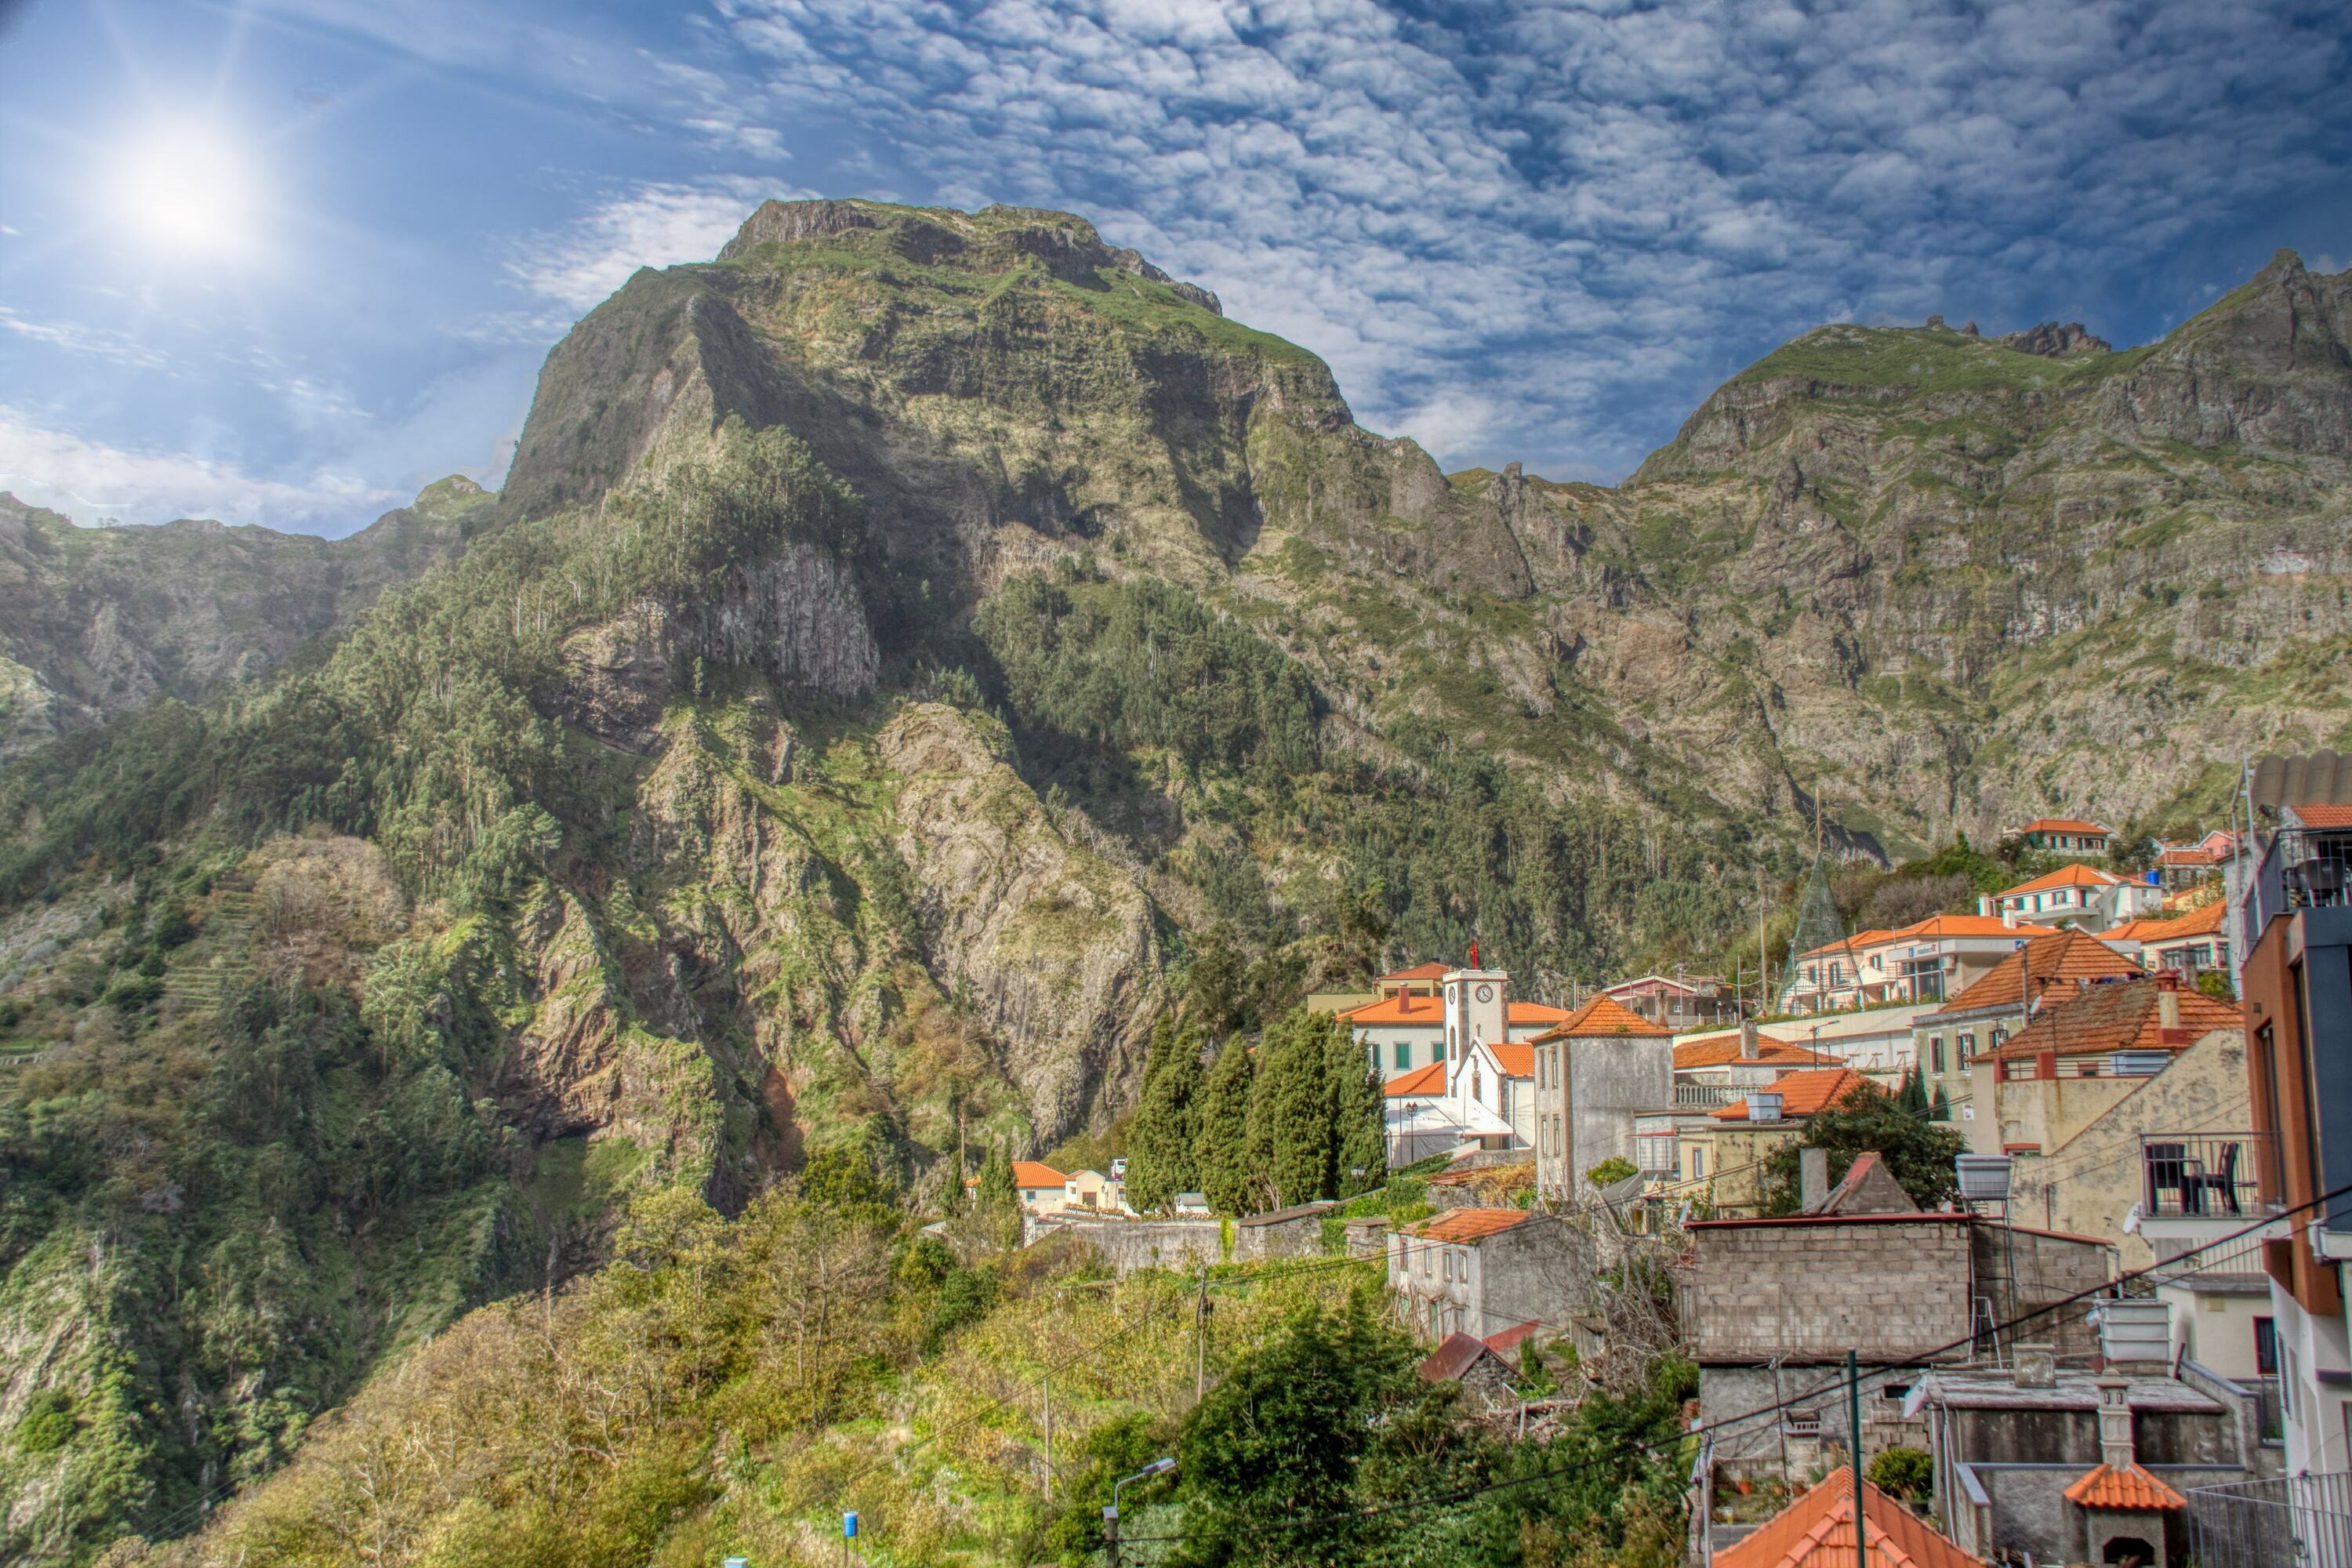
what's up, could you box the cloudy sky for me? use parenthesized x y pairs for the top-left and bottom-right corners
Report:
(3, 0), (2347, 535)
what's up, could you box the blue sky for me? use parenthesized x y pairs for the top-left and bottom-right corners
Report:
(2, 0), (2348, 536)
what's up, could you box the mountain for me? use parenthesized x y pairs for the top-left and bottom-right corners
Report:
(0, 479), (490, 757)
(1, 200), (2348, 1562)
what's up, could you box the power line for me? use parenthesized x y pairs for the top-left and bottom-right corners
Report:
(1111, 1181), (2350, 1551)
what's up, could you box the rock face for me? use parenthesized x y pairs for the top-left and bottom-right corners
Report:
(878, 703), (1163, 1138)
(0, 478), (485, 755)
(1998, 321), (2111, 357)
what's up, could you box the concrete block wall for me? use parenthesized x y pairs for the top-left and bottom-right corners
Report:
(1685, 1218), (1976, 1364)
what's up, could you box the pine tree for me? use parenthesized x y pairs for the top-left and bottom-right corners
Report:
(1127, 1021), (1205, 1213)
(1323, 1011), (1388, 1197)
(974, 1140), (1022, 1250)
(1195, 1035), (1258, 1214)
(1249, 1007), (1334, 1210)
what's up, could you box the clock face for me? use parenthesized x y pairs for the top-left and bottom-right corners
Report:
(1474, 984), (1495, 1004)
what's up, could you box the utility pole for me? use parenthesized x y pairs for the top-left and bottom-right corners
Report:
(1755, 861), (1769, 1013)
(1042, 1373), (1053, 1504)
(1847, 1348), (1865, 1568)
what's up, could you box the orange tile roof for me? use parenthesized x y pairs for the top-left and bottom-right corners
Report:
(1378, 960), (1452, 982)
(1673, 1036), (1839, 1070)
(1711, 1068), (1870, 1120)
(1487, 1042), (1534, 1078)
(1999, 863), (2125, 898)
(1341, 993), (1444, 1024)
(1012, 1162), (1068, 1188)
(1795, 927), (1896, 962)
(1987, 977), (2238, 1062)
(2155, 845), (2223, 866)
(2106, 899), (2227, 946)
(1507, 1000), (1573, 1025)
(2022, 817), (2110, 836)
(1934, 930), (2140, 1015)
(2063, 1461), (2186, 1511)
(2292, 803), (2352, 829)
(1717, 1468), (1983, 1568)
(1892, 913), (2059, 939)
(1533, 994), (1676, 1040)
(1410, 1207), (1532, 1243)
(1384, 1062), (1447, 1097)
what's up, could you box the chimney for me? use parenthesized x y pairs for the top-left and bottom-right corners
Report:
(2094, 1374), (2136, 1471)
(2002, 906), (2018, 929)
(1799, 1147), (1829, 1211)
(1977, 895), (1993, 918)
(2156, 970), (2180, 1029)
(1740, 1018), (1760, 1061)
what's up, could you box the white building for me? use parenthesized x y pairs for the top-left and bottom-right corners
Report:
(1345, 964), (1571, 1077)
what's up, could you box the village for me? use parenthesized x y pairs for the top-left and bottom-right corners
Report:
(971, 769), (2352, 1568)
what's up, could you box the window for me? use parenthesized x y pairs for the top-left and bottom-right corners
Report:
(1930, 1036), (1945, 1074)
(1691, 1147), (1706, 1178)
(1959, 1033), (1976, 1065)
(1395, 1041), (1410, 1072)
(2255, 1317), (2278, 1376)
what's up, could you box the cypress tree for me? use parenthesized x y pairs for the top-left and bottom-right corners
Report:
(1323, 1012), (1387, 1197)
(1195, 1035), (1258, 1214)
(1930, 1083), (1951, 1122)
(1249, 1007), (1334, 1210)
(1898, 1066), (1929, 1117)
(1127, 1021), (1205, 1213)
(974, 1140), (1022, 1250)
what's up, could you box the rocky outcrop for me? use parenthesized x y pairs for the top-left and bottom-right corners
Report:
(878, 703), (1165, 1142)
(559, 546), (879, 750)
(1998, 321), (2111, 357)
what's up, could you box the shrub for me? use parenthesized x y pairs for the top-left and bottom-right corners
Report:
(1868, 1445), (1933, 1501)
(16, 1389), (74, 1454)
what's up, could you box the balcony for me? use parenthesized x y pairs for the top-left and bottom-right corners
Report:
(2140, 1132), (2273, 1221)
(1674, 1082), (1745, 1110)
(2187, 1471), (2352, 1568)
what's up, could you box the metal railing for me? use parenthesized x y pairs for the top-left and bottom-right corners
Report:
(2140, 1131), (2273, 1218)
(2187, 1470), (2352, 1568)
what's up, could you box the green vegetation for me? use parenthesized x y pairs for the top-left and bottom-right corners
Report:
(1759, 1083), (1969, 1215)
(1867, 1446), (1935, 1503)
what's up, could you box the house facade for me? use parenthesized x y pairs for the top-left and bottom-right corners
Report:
(1679, 1067), (1870, 1218)
(2014, 817), (2116, 856)
(1526, 996), (1674, 1203)
(1992, 863), (2165, 931)
(1780, 914), (2062, 1014)
(1348, 964), (1571, 1077)
(1595, 972), (1737, 1029)
(1386, 1207), (1587, 1342)
(1913, 927), (2143, 1123)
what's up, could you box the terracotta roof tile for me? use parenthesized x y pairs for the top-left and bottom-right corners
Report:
(2105, 900), (2227, 946)
(1378, 960), (1452, 982)
(1487, 1042), (1534, 1078)
(1532, 994), (1675, 1040)
(1710, 1068), (1870, 1120)
(2292, 803), (2352, 829)
(1012, 1162), (1068, 1188)
(1987, 977), (2238, 1062)
(1341, 993), (1443, 1024)
(1384, 1062), (1447, 1097)
(1410, 1207), (1532, 1243)
(1716, 1468), (1984, 1568)
(1417, 1331), (1504, 1384)
(1934, 930), (2140, 1016)
(1507, 1000), (1573, 1025)
(1999, 863), (2125, 898)
(2021, 817), (2111, 836)
(2063, 1462), (2187, 1511)
(1673, 1036), (1840, 1069)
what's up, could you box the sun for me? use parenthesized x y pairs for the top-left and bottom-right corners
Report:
(111, 123), (263, 265)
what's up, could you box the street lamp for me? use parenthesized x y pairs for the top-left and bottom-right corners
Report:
(1104, 1456), (1176, 1567)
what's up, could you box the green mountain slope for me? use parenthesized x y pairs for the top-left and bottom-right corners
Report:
(2, 199), (2348, 1561)
(0, 480), (489, 757)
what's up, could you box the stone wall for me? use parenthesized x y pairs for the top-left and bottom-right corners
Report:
(1700, 1362), (1933, 1467)
(1034, 1201), (1336, 1276)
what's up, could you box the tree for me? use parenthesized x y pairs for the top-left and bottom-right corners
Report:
(971, 1141), (1023, 1250)
(1127, 1020), (1206, 1212)
(1249, 1008), (1334, 1210)
(1896, 1066), (1929, 1117)
(1759, 1082), (1966, 1214)
(1195, 1036), (1257, 1214)
(1868, 1445), (1934, 1501)
(1324, 1014), (1387, 1198)
(1585, 1156), (1639, 1188)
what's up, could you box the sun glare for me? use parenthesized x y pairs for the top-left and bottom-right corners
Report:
(111, 124), (263, 265)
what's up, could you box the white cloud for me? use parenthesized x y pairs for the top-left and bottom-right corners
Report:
(508, 175), (808, 310)
(0, 307), (176, 371)
(0, 406), (403, 531)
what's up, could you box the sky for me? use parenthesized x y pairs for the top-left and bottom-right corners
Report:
(2, 0), (2348, 537)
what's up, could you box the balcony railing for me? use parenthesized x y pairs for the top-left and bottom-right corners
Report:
(2187, 1471), (2352, 1568)
(2141, 1132), (2273, 1219)
(1674, 1082), (1745, 1109)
